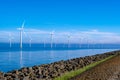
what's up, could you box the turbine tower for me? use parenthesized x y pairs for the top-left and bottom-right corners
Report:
(79, 37), (82, 48)
(17, 22), (25, 49)
(9, 33), (13, 48)
(29, 37), (32, 48)
(67, 34), (71, 48)
(50, 31), (54, 48)
(43, 40), (46, 48)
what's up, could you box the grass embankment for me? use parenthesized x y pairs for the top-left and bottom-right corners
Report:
(54, 55), (114, 80)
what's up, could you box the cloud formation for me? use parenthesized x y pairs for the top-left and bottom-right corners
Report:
(0, 29), (120, 44)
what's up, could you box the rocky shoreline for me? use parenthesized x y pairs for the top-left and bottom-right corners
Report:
(0, 50), (119, 80)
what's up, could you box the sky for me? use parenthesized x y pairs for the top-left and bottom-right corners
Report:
(0, 0), (120, 43)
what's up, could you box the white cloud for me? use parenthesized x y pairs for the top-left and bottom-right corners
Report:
(0, 29), (120, 44)
(24, 28), (50, 34)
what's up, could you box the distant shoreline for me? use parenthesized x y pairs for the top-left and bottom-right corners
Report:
(0, 43), (120, 52)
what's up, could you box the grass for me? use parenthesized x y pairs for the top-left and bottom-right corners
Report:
(54, 55), (114, 80)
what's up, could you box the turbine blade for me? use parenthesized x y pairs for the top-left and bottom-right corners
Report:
(23, 30), (32, 41)
(28, 34), (32, 40)
(23, 30), (27, 37)
(17, 28), (21, 30)
(22, 21), (25, 28)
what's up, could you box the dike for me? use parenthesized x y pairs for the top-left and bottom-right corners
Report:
(71, 52), (120, 80)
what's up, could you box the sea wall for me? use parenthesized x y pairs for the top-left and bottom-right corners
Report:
(0, 50), (119, 80)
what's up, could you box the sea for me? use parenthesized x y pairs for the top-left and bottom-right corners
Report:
(0, 43), (120, 72)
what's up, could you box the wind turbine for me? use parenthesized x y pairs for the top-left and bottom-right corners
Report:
(67, 34), (71, 48)
(29, 37), (32, 48)
(26, 33), (32, 48)
(79, 37), (83, 48)
(50, 31), (54, 48)
(17, 22), (25, 49)
(9, 33), (13, 48)
(43, 40), (46, 48)
(85, 37), (89, 49)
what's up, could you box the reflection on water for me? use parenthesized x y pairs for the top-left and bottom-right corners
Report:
(8, 52), (11, 62)
(20, 51), (23, 68)
(0, 49), (118, 72)
(49, 50), (54, 63)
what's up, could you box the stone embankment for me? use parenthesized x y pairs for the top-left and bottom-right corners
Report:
(0, 50), (119, 80)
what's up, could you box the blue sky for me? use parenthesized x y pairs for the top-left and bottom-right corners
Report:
(0, 0), (120, 43)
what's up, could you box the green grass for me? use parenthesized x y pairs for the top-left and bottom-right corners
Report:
(54, 55), (114, 80)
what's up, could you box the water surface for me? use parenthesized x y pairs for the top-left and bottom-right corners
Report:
(0, 49), (117, 72)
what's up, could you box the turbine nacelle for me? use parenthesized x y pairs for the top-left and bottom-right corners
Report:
(50, 31), (54, 35)
(17, 28), (24, 31)
(17, 21), (25, 31)
(67, 34), (71, 39)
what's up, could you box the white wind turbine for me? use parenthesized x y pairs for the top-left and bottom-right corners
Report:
(42, 35), (46, 48)
(78, 33), (85, 48)
(9, 33), (14, 48)
(50, 31), (54, 48)
(43, 40), (46, 48)
(17, 22), (25, 49)
(79, 37), (83, 48)
(29, 36), (32, 48)
(67, 34), (71, 48)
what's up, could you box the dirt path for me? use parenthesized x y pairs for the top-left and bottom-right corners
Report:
(71, 54), (120, 80)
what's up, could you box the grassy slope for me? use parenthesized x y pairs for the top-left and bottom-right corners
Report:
(54, 55), (114, 80)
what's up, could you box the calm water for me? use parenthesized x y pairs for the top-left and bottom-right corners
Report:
(0, 49), (118, 72)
